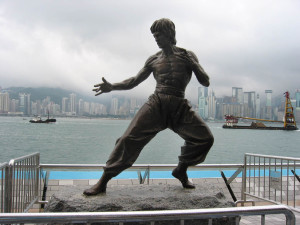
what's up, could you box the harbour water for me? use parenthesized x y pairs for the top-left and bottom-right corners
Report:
(1, 116), (300, 164)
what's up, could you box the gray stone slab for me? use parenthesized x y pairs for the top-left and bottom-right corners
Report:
(45, 183), (237, 225)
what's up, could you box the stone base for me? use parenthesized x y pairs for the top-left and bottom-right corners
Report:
(45, 183), (237, 225)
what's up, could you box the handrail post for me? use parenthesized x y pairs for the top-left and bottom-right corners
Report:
(241, 154), (247, 203)
(35, 154), (40, 201)
(4, 164), (12, 213)
(147, 165), (150, 185)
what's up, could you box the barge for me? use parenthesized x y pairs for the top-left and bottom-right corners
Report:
(223, 91), (298, 130)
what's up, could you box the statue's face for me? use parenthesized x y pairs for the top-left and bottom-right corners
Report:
(153, 32), (171, 49)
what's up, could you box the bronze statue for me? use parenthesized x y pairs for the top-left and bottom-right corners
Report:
(84, 18), (214, 195)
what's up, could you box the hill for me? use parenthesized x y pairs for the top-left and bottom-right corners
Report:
(3, 87), (110, 105)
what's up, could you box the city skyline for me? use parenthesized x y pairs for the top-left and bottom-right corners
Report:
(1, 85), (299, 123)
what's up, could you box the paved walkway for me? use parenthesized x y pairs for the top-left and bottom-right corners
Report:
(38, 177), (300, 224)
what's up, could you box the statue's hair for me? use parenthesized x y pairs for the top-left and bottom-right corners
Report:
(150, 18), (176, 45)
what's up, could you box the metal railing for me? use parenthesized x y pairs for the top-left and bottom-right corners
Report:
(0, 162), (8, 213)
(2, 153), (40, 213)
(40, 163), (244, 183)
(2, 153), (300, 217)
(0, 205), (295, 225)
(242, 153), (300, 212)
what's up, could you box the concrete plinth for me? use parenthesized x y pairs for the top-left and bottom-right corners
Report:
(45, 183), (237, 224)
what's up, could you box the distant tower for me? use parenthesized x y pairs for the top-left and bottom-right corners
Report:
(243, 91), (256, 117)
(0, 92), (10, 113)
(295, 90), (300, 123)
(265, 90), (273, 119)
(255, 94), (261, 118)
(110, 97), (119, 115)
(208, 90), (216, 119)
(69, 93), (77, 115)
(198, 87), (208, 119)
(296, 90), (300, 108)
(62, 97), (68, 113)
(232, 87), (243, 104)
(78, 99), (84, 116)
(19, 93), (31, 115)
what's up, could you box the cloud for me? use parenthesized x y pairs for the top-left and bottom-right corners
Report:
(0, 0), (299, 101)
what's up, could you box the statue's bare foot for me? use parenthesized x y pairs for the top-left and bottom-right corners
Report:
(83, 182), (107, 196)
(172, 167), (195, 189)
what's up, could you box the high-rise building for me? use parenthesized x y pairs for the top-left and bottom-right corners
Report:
(31, 102), (38, 115)
(208, 90), (216, 119)
(232, 87), (243, 104)
(291, 99), (296, 111)
(0, 92), (10, 113)
(255, 94), (261, 118)
(62, 97), (68, 113)
(69, 93), (77, 115)
(10, 99), (19, 113)
(265, 90), (272, 107)
(110, 97), (119, 115)
(84, 101), (90, 114)
(119, 99), (130, 116)
(295, 90), (300, 108)
(265, 90), (273, 119)
(198, 87), (208, 119)
(19, 93), (31, 115)
(243, 91), (256, 117)
(295, 90), (300, 123)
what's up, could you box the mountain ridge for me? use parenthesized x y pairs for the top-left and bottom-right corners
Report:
(2, 87), (110, 105)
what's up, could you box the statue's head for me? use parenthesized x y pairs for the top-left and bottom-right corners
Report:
(150, 18), (176, 45)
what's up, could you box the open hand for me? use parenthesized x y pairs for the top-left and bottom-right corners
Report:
(93, 77), (113, 96)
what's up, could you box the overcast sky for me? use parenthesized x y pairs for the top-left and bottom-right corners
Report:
(0, 0), (299, 102)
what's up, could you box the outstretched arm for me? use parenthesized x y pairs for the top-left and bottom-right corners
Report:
(93, 58), (154, 96)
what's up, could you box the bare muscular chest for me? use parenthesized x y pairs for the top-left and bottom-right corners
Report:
(152, 55), (192, 87)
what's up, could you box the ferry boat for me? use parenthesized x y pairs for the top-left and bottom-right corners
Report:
(29, 112), (56, 123)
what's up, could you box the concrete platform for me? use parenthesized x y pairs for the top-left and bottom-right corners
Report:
(37, 177), (300, 224)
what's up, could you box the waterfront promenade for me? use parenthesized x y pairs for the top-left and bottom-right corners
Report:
(37, 177), (300, 225)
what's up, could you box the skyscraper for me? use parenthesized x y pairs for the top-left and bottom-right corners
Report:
(62, 97), (69, 113)
(295, 90), (300, 108)
(19, 93), (31, 115)
(256, 94), (261, 118)
(78, 99), (84, 116)
(10, 99), (19, 113)
(265, 90), (273, 119)
(208, 90), (216, 119)
(265, 90), (272, 107)
(243, 91), (256, 117)
(0, 92), (10, 113)
(110, 97), (119, 115)
(294, 90), (300, 123)
(198, 87), (208, 119)
(69, 93), (77, 115)
(232, 87), (243, 104)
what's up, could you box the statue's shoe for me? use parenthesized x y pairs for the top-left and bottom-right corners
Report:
(172, 168), (195, 189)
(83, 186), (106, 196)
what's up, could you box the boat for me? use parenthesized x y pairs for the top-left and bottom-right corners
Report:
(29, 112), (56, 123)
(223, 91), (298, 130)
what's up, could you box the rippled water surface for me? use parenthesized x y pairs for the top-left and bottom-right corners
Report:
(1, 117), (300, 164)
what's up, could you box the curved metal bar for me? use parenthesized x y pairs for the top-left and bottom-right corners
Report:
(0, 205), (295, 224)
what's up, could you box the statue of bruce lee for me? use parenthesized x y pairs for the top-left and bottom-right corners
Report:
(84, 18), (214, 195)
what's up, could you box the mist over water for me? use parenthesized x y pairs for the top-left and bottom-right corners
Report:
(1, 117), (299, 164)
